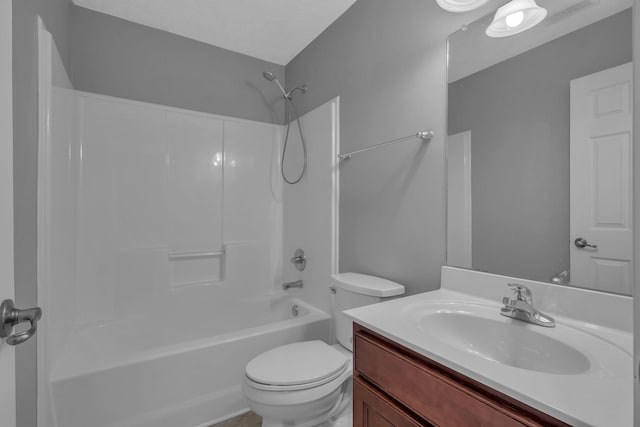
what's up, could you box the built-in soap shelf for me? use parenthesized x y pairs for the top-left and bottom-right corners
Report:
(169, 247), (225, 289)
(168, 250), (225, 261)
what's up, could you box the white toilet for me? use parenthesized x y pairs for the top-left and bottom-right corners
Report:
(242, 273), (405, 427)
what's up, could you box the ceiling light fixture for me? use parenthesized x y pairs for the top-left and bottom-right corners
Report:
(485, 0), (547, 38)
(435, 0), (490, 13)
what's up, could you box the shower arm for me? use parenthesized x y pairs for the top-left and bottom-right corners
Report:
(285, 85), (308, 100)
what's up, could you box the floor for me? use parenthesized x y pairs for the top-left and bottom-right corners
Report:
(211, 411), (262, 427)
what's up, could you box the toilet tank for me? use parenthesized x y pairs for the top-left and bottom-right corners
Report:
(332, 273), (405, 351)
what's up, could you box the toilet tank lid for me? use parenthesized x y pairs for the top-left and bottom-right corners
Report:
(332, 273), (405, 297)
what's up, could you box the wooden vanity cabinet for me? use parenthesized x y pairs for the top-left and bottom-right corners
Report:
(353, 323), (570, 427)
(354, 378), (427, 427)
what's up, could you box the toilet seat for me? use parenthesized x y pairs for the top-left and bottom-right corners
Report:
(243, 354), (353, 417)
(245, 341), (350, 392)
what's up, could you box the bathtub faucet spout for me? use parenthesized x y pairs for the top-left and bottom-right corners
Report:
(282, 280), (303, 290)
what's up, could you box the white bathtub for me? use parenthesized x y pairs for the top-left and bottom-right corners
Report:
(48, 295), (331, 427)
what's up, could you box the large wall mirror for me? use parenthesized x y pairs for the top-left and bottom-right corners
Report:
(446, 0), (633, 295)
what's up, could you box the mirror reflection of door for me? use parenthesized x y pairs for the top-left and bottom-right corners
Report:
(570, 62), (633, 294)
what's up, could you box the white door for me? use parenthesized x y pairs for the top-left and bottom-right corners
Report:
(570, 62), (633, 294)
(0, 0), (16, 425)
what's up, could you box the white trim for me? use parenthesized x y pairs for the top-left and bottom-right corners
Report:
(0, 0), (15, 424)
(632, 0), (640, 423)
(330, 97), (340, 276)
(446, 131), (472, 269)
(36, 18), (53, 427)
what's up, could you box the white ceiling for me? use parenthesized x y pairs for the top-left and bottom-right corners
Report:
(72, 0), (359, 65)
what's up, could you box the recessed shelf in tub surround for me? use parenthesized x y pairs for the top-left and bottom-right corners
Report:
(345, 266), (632, 426)
(168, 249), (225, 260)
(169, 248), (225, 288)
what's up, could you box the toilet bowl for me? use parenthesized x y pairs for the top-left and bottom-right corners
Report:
(243, 341), (352, 426)
(242, 273), (405, 427)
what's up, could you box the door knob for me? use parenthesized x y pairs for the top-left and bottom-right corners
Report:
(574, 238), (598, 249)
(0, 299), (42, 346)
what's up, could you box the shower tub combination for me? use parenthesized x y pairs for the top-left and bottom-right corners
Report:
(38, 87), (333, 427)
(38, 26), (339, 427)
(38, 91), (333, 427)
(49, 295), (330, 427)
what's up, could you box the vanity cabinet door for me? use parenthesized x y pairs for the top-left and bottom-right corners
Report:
(354, 377), (429, 427)
(354, 324), (570, 427)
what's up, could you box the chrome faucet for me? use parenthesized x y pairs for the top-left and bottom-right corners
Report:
(500, 283), (555, 328)
(290, 249), (306, 271)
(283, 280), (303, 290)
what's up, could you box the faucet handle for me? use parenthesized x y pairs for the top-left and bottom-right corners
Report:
(507, 283), (532, 303)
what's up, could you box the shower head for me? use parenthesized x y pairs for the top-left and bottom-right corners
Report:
(262, 71), (295, 101)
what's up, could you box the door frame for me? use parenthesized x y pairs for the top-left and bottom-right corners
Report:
(633, 1), (640, 424)
(36, 18), (53, 427)
(0, 0), (16, 425)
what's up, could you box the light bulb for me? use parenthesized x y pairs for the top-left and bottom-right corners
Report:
(505, 11), (524, 28)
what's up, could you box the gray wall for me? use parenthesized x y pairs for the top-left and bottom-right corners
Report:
(285, 0), (498, 295)
(12, 1), (72, 426)
(448, 10), (632, 282)
(71, 6), (286, 124)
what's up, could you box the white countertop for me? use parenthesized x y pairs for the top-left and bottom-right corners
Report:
(344, 268), (633, 427)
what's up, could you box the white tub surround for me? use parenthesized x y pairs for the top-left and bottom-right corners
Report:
(38, 45), (340, 425)
(282, 97), (340, 316)
(345, 266), (632, 427)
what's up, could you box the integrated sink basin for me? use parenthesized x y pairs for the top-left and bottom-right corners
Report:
(416, 305), (590, 374)
(344, 268), (633, 427)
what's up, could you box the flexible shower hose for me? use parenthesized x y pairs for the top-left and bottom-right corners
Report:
(281, 99), (307, 185)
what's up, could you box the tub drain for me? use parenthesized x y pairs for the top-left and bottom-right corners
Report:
(291, 304), (300, 317)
